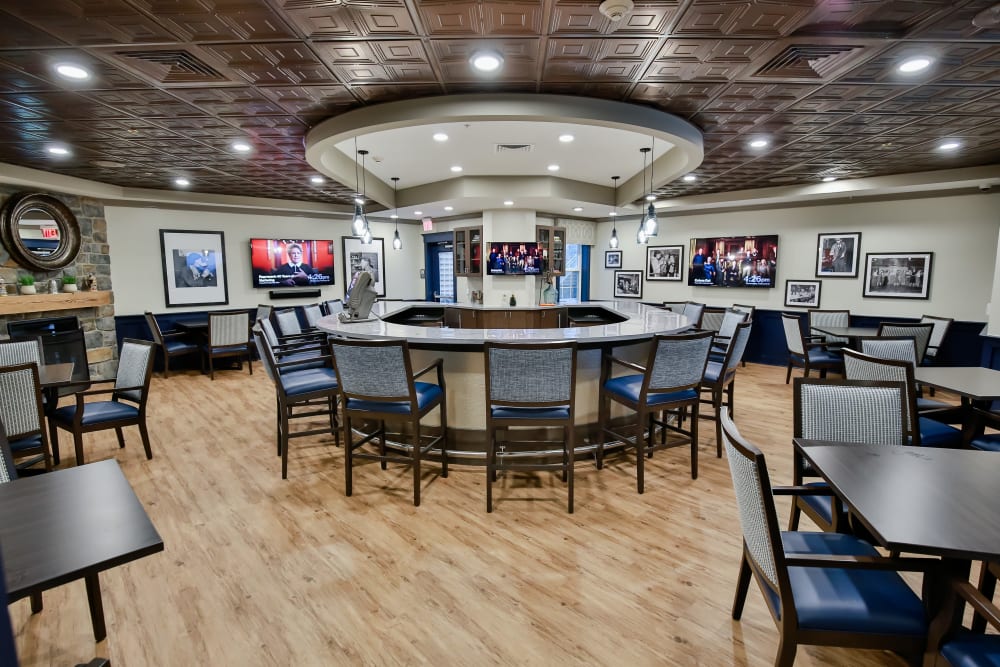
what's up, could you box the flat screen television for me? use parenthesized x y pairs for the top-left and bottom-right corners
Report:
(250, 239), (335, 289)
(487, 242), (544, 275)
(688, 235), (778, 288)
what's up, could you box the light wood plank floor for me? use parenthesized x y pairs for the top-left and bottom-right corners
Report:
(10, 362), (967, 666)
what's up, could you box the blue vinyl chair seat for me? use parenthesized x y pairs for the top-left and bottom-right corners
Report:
(797, 481), (843, 528)
(916, 417), (962, 448)
(8, 435), (42, 453)
(790, 349), (843, 364)
(346, 382), (442, 414)
(164, 339), (199, 354)
(53, 401), (139, 426)
(941, 632), (1000, 667)
(970, 434), (1000, 452)
(917, 396), (951, 411)
(603, 375), (698, 407)
(279, 367), (339, 397)
(768, 532), (927, 635)
(202, 343), (248, 356)
(491, 406), (571, 420)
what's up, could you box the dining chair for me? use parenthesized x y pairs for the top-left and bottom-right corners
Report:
(51, 338), (156, 466)
(275, 309), (303, 337)
(720, 407), (930, 667)
(780, 313), (843, 384)
(842, 349), (962, 448)
(256, 318), (329, 374)
(597, 331), (713, 488)
(681, 301), (705, 328)
(921, 314), (954, 364)
(303, 303), (323, 329)
(484, 340), (577, 513)
(0, 362), (53, 472)
(927, 574), (1000, 666)
(662, 301), (686, 314)
(0, 338), (43, 367)
(144, 311), (200, 378)
(788, 378), (907, 533)
(254, 330), (339, 479)
(698, 306), (726, 333)
(807, 309), (850, 347)
(0, 418), (44, 619)
(255, 304), (273, 325)
(329, 337), (448, 507)
(709, 308), (749, 361)
(698, 321), (752, 458)
(877, 321), (934, 364)
(858, 337), (951, 412)
(203, 310), (253, 380)
(321, 299), (344, 316)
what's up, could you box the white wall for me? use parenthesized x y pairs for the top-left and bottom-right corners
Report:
(591, 192), (1000, 321)
(106, 206), (426, 315)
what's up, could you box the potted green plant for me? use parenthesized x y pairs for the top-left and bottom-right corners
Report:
(18, 275), (36, 295)
(62, 274), (78, 293)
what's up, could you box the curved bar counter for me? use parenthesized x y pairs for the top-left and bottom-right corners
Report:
(317, 301), (691, 460)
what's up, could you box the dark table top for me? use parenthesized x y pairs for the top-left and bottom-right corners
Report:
(174, 318), (208, 331)
(811, 326), (880, 338)
(38, 362), (74, 388)
(794, 439), (1000, 561)
(0, 460), (163, 599)
(914, 366), (1000, 401)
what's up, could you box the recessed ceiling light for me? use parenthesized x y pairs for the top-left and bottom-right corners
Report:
(547, 164), (560, 172)
(572, 207), (583, 212)
(749, 139), (769, 149)
(46, 146), (70, 156)
(444, 206), (454, 211)
(898, 57), (932, 74)
(822, 176), (837, 182)
(310, 176), (325, 184)
(938, 141), (962, 151)
(231, 141), (251, 152)
(558, 134), (574, 143)
(55, 63), (90, 80)
(433, 132), (448, 142)
(450, 165), (463, 173)
(413, 210), (423, 215)
(174, 178), (190, 187)
(683, 174), (697, 182)
(503, 200), (514, 206)
(470, 51), (503, 73)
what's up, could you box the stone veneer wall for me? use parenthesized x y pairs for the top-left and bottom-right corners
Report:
(0, 184), (117, 379)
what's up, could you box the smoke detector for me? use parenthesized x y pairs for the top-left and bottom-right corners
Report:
(599, 0), (633, 22)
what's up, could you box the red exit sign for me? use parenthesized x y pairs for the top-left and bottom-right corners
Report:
(41, 226), (59, 238)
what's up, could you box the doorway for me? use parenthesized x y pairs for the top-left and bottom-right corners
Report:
(423, 232), (454, 302)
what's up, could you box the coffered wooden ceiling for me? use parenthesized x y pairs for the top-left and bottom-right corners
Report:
(0, 0), (997, 208)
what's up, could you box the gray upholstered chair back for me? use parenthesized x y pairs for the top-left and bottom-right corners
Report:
(681, 302), (705, 328)
(859, 337), (918, 367)
(700, 307), (726, 333)
(259, 318), (280, 347)
(303, 304), (323, 328)
(719, 408), (781, 593)
(0, 421), (16, 484)
(0, 363), (44, 439)
(487, 344), (574, 405)
(253, 331), (277, 383)
(324, 299), (344, 316)
(795, 379), (906, 446)
(808, 309), (850, 345)
(275, 309), (302, 336)
(330, 339), (411, 399)
(842, 350), (915, 432)
(718, 309), (748, 341)
(0, 339), (42, 367)
(115, 339), (154, 403)
(781, 314), (805, 355)
(662, 302), (686, 313)
(723, 322), (753, 372)
(731, 303), (756, 319)
(877, 323), (932, 363)
(647, 332), (713, 391)
(920, 315), (952, 358)
(209, 311), (250, 347)
(255, 304), (273, 324)
(144, 312), (165, 346)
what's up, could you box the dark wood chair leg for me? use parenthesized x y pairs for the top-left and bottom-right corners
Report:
(566, 425), (574, 514)
(344, 415), (353, 496)
(280, 400), (290, 480)
(596, 393), (608, 470)
(732, 554), (752, 619)
(635, 409), (646, 494)
(164, 355), (171, 379)
(138, 420), (153, 459)
(412, 421), (421, 507)
(690, 402), (699, 480)
(74, 431), (86, 466)
(486, 426), (495, 512)
(439, 401), (448, 478)
(785, 361), (793, 384)
(49, 420), (60, 465)
(115, 427), (126, 449)
(972, 561), (998, 633)
(775, 638), (796, 667)
(30, 592), (42, 614)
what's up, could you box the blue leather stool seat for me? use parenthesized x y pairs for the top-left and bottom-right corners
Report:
(279, 367), (339, 397)
(941, 632), (1000, 667)
(491, 406), (570, 420)
(346, 382), (442, 414)
(53, 401), (138, 426)
(604, 374), (697, 407)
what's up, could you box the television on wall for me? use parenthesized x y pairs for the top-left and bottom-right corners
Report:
(487, 242), (544, 275)
(688, 235), (778, 288)
(250, 238), (335, 289)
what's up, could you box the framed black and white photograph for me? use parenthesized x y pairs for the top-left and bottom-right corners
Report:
(605, 250), (622, 269)
(613, 270), (642, 299)
(647, 245), (683, 281)
(342, 236), (386, 297)
(863, 252), (933, 299)
(159, 229), (229, 307)
(816, 232), (861, 278)
(784, 279), (821, 308)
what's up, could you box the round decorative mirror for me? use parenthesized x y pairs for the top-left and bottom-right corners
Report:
(0, 192), (81, 271)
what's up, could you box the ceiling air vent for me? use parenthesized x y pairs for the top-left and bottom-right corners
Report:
(755, 44), (862, 79)
(118, 50), (225, 84)
(495, 144), (534, 153)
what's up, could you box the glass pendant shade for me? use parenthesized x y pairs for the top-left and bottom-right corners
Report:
(609, 228), (619, 248)
(636, 224), (648, 244)
(392, 229), (402, 249)
(352, 203), (366, 236)
(390, 176), (402, 250)
(361, 226), (373, 245)
(643, 203), (658, 237)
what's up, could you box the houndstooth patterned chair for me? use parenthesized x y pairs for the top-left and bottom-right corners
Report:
(484, 341), (577, 513)
(699, 321), (752, 458)
(877, 322), (934, 364)
(330, 338), (448, 507)
(808, 309), (851, 347)
(145, 312), (199, 378)
(861, 335), (951, 412)
(789, 378), (907, 533)
(920, 315), (953, 364)
(0, 339), (43, 367)
(598, 331), (714, 489)
(720, 407), (929, 667)
(0, 362), (52, 472)
(203, 311), (252, 380)
(781, 313), (843, 384)
(51, 338), (156, 466)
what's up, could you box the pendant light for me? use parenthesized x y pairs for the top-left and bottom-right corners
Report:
(636, 149), (649, 245)
(352, 143), (368, 236)
(641, 144), (658, 238)
(391, 177), (402, 250)
(358, 149), (373, 245)
(609, 176), (620, 249)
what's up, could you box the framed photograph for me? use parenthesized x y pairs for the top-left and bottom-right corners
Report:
(605, 250), (622, 269)
(816, 232), (861, 278)
(159, 229), (229, 307)
(647, 245), (683, 281)
(342, 236), (386, 297)
(613, 270), (642, 299)
(784, 279), (821, 308)
(863, 252), (933, 299)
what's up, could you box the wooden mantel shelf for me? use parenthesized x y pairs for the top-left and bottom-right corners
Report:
(0, 290), (113, 316)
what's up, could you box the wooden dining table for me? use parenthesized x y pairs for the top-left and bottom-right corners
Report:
(915, 366), (1000, 442)
(810, 325), (879, 348)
